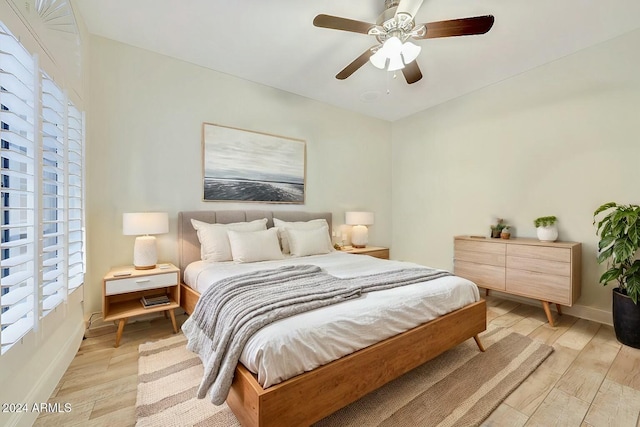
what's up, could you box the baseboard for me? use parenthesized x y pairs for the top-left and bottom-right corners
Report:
(486, 291), (613, 326)
(4, 320), (84, 427)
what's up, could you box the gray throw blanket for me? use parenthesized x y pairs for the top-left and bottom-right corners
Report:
(182, 264), (451, 405)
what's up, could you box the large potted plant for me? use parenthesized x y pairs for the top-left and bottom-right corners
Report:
(593, 202), (640, 348)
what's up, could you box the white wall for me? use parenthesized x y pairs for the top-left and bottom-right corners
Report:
(85, 36), (392, 316)
(391, 29), (640, 321)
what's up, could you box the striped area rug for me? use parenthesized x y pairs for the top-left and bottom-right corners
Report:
(136, 327), (552, 427)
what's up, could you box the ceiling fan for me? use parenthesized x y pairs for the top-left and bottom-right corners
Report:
(313, 0), (495, 84)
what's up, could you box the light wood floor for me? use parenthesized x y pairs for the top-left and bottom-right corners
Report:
(35, 295), (640, 426)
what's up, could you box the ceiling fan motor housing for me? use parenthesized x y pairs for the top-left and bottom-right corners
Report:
(375, 1), (419, 43)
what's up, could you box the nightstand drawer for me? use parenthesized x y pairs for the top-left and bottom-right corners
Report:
(341, 246), (389, 259)
(361, 249), (389, 259)
(105, 272), (178, 296)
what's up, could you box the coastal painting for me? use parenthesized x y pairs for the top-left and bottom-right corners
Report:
(202, 123), (306, 203)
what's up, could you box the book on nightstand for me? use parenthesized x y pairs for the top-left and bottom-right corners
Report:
(140, 294), (171, 308)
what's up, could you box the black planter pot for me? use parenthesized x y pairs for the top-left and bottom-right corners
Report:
(612, 288), (640, 349)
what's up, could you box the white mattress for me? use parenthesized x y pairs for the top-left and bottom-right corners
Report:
(184, 251), (480, 388)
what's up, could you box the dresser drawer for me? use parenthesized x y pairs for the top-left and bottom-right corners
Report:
(506, 269), (571, 305)
(506, 256), (570, 276)
(105, 272), (178, 296)
(455, 239), (505, 255)
(507, 245), (570, 262)
(454, 260), (505, 291)
(455, 249), (505, 267)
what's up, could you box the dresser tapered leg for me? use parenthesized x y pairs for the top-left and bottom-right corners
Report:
(542, 301), (555, 327)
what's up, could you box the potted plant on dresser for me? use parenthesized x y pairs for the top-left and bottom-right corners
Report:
(593, 202), (640, 348)
(534, 216), (558, 242)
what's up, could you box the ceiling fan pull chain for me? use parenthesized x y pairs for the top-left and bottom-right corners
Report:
(386, 70), (391, 95)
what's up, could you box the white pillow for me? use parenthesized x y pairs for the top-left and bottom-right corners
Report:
(227, 228), (284, 263)
(191, 218), (267, 261)
(287, 226), (333, 257)
(273, 218), (329, 254)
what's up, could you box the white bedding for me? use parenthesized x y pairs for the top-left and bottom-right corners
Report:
(184, 251), (480, 388)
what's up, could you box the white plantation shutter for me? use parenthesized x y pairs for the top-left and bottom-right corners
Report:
(0, 25), (37, 354)
(66, 103), (83, 293)
(0, 21), (85, 355)
(40, 74), (65, 314)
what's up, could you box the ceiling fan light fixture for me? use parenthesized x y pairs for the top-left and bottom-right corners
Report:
(369, 36), (409, 71)
(369, 49), (387, 69)
(401, 41), (421, 64)
(382, 36), (403, 56)
(387, 54), (405, 71)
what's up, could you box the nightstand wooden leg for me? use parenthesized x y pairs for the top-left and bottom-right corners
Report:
(556, 304), (563, 316)
(115, 318), (127, 348)
(542, 301), (555, 327)
(168, 309), (178, 334)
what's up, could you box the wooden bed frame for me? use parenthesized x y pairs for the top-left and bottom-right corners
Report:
(178, 210), (487, 427)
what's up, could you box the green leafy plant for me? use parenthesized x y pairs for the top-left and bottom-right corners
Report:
(491, 218), (506, 231)
(533, 216), (557, 228)
(593, 202), (640, 304)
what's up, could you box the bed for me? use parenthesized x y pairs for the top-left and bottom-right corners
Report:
(178, 210), (487, 427)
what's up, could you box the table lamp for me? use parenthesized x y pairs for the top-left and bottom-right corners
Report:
(345, 211), (374, 248)
(123, 212), (169, 269)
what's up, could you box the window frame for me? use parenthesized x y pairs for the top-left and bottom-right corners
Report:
(0, 21), (85, 356)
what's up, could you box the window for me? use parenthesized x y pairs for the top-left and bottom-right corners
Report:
(0, 22), (85, 355)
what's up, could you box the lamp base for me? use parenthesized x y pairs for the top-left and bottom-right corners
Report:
(133, 236), (158, 270)
(351, 225), (369, 248)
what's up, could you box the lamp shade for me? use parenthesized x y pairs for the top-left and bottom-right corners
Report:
(123, 212), (169, 236)
(345, 211), (374, 226)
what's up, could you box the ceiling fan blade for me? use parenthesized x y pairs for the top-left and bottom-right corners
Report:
(313, 14), (375, 35)
(336, 47), (376, 80)
(414, 15), (495, 39)
(402, 60), (423, 84)
(395, 0), (425, 19)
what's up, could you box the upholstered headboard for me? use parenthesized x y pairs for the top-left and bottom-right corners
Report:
(177, 210), (332, 278)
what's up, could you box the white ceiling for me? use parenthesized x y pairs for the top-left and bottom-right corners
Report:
(73, 0), (640, 122)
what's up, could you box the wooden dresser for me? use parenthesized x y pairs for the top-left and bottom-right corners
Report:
(454, 236), (581, 326)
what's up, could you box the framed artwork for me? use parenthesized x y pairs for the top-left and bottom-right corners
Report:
(202, 123), (306, 203)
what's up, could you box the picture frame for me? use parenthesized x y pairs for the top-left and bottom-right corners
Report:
(202, 123), (306, 203)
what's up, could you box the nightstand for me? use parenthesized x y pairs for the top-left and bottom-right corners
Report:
(103, 263), (180, 347)
(341, 246), (390, 260)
